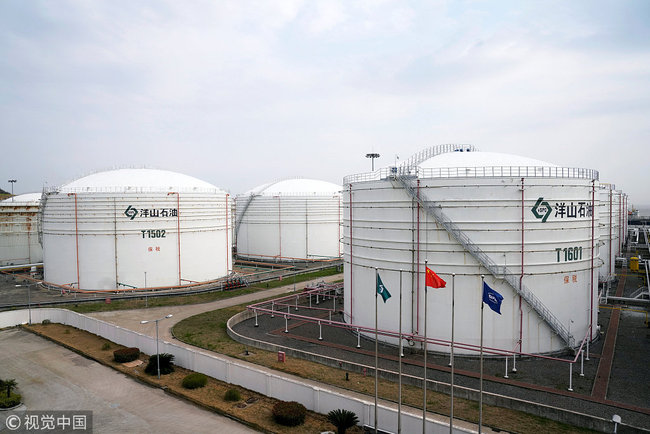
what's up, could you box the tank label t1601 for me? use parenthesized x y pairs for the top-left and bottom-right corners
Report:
(556, 246), (583, 262)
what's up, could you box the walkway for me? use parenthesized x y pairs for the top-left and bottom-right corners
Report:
(592, 273), (626, 399)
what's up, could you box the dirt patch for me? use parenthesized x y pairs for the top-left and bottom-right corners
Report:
(26, 323), (356, 434)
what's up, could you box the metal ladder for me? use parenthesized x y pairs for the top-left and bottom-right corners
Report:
(234, 178), (293, 240)
(394, 174), (574, 348)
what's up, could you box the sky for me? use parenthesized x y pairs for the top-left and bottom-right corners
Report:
(1, 0), (649, 204)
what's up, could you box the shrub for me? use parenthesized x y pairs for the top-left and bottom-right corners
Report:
(101, 342), (111, 351)
(113, 347), (140, 363)
(41, 319), (51, 325)
(0, 393), (21, 409)
(272, 401), (306, 427)
(327, 409), (359, 434)
(144, 353), (175, 376)
(182, 373), (207, 389)
(224, 388), (241, 402)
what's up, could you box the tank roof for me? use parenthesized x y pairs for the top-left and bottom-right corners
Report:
(57, 169), (224, 194)
(420, 151), (557, 169)
(243, 178), (341, 197)
(1, 192), (41, 204)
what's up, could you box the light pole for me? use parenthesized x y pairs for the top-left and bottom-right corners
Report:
(27, 283), (33, 325)
(365, 153), (380, 171)
(140, 314), (173, 379)
(8, 179), (16, 201)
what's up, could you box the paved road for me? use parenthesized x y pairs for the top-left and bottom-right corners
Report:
(0, 328), (256, 434)
(89, 275), (343, 342)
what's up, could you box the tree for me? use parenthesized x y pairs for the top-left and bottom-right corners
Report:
(327, 409), (359, 434)
(0, 379), (17, 398)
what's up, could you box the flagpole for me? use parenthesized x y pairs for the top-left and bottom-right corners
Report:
(423, 260), (428, 434)
(450, 273), (455, 434)
(374, 267), (379, 434)
(478, 274), (485, 434)
(398, 269), (403, 434)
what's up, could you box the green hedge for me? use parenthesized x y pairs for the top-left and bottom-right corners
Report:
(0, 393), (21, 409)
(182, 373), (207, 389)
(272, 401), (306, 427)
(224, 388), (241, 401)
(113, 347), (140, 363)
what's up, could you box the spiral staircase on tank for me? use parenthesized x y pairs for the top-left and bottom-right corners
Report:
(392, 165), (574, 349)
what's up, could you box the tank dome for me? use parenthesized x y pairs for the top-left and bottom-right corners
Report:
(245, 178), (341, 196)
(420, 151), (558, 169)
(60, 168), (223, 193)
(1, 193), (42, 203)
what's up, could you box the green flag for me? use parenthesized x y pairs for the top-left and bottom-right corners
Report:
(376, 272), (392, 303)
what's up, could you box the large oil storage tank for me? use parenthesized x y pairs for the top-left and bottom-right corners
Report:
(42, 169), (231, 290)
(0, 193), (43, 266)
(343, 145), (599, 355)
(597, 183), (618, 283)
(235, 178), (342, 261)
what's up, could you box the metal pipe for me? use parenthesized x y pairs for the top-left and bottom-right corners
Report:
(167, 192), (181, 286)
(580, 350), (584, 377)
(67, 193), (81, 289)
(278, 196), (282, 259)
(590, 180), (596, 340)
(609, 188), (613, 278)
(416, 179), (421, 336)
(519, 177), (525, 352)
(349, 185), (353, 323)
(225, 194), (230, 273)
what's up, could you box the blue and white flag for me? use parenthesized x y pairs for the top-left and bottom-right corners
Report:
(482, 282), (503, 314)
(376, 272), (392, 303)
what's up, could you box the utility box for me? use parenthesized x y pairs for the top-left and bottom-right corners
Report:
(630, 257), (639, 272)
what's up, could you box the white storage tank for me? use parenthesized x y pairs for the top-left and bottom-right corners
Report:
(597, 183), (617, 283)
(343, 145), (599, 355)
(0, 193), (43, 266)
(42, 169), (231, 290)
(614, 190), (623, 256)
(235, 178), (342, 261)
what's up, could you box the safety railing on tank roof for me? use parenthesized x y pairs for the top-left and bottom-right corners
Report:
(343, 165), (599, 184)
(44, 186), (225, 194)
(235, 191), (342, 198)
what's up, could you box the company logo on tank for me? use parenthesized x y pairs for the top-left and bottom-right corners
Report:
(531, 197), (593, 223)
(124, 205), (178, 220)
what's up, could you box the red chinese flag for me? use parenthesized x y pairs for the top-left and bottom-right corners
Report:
(425, 266), (446, 288)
